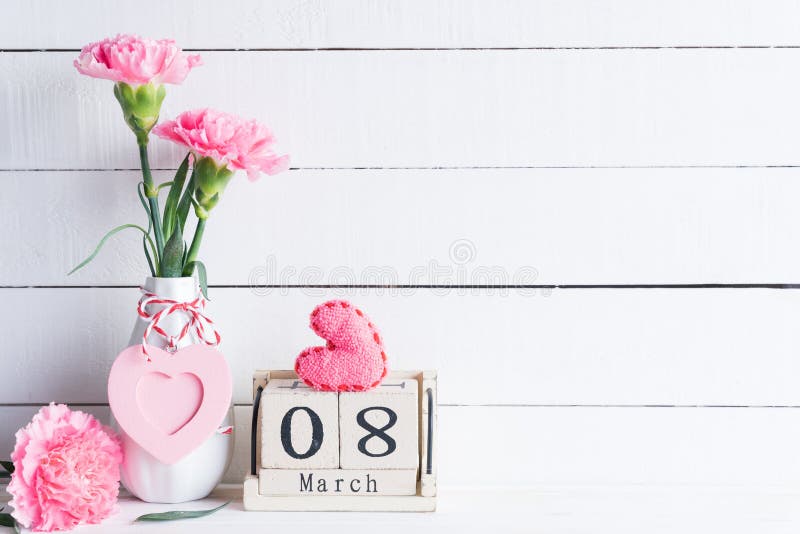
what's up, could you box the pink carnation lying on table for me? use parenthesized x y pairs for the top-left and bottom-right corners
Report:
(153, 108), (290, 181)
(74, 34), (202, 85)
(8, 404), (123, 532)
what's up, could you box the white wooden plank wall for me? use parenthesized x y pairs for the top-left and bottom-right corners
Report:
(2, 1), (800, 490)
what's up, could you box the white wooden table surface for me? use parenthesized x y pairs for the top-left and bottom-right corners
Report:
(6, 485), (800, 534)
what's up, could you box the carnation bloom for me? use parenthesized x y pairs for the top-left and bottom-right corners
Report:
(8, 404), (123, 532)
(73, 34), (202, 86)
(153, 108), (290, 183)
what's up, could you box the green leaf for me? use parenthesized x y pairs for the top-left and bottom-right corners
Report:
(163, 154), (191, 240)
(176, 168), (196, 234)
(137, 181), (151, 215)
(137, 182), (159, 275)
(0, 513), (16, 528)
(156, 181), (174, 192)
(134, 501), (229, 522)
(68, 224), (157, 276)
(159, 224), (185, 278)
(1, 460), (14, 474)
(142, 238), (156, 278)
(184, 261), (209, 300)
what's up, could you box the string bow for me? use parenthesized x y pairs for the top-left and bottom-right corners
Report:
(137, 288), (221, 360)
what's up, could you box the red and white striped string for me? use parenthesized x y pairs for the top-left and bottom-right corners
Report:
(137, 288), (221, 361)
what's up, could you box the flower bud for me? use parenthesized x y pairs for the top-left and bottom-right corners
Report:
(113, 82), (166, 143)
(193, 156), (234, 215)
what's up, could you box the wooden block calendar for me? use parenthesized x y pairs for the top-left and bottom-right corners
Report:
(243, 370), (437, 512)
(260, 379), (340, 468)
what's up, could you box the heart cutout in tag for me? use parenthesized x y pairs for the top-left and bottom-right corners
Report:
(108, 344), (231, 464)
(136, 372), (203, 435)
(295, 300), (387, 392)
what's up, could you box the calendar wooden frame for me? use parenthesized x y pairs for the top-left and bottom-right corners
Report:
(243, 369), (438, 512)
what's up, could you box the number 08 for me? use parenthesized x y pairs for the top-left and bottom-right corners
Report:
(280, 406), (399, 458)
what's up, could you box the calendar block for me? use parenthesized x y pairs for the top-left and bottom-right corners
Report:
(260, 379), (339, 468)
(339, 379), (419, 469)
(245, 370), (437, 512)
(259, 469), (417, 496)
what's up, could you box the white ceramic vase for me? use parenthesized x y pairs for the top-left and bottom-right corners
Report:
(115, 276), (233, 503)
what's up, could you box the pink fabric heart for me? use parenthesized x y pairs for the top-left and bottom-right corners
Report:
(295, 300), (388, 392)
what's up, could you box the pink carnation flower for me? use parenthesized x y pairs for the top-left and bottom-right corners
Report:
(74, 34), (202, 85)
(8, 404), (123, 532)
(153, 108), (290, 181)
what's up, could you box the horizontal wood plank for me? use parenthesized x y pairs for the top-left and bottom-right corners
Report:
(3, 287), (800, 406)
(426, 405), (800, 487)
(235, 405), (800, 487)
(4, 168), (800, 286)
(4, 1), (800, 49)
(5, 405), (800, 488)
(3, 49), (800, 169)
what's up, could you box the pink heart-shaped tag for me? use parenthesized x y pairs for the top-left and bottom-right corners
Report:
(108, 344), (232, 464)
(295, 300), (388, 391)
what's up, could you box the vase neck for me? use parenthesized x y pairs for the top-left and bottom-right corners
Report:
(142, 277), (198, 301)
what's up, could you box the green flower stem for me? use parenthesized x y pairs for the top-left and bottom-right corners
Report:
(138, 142), (165, 257)
(183, 218), (206, 276)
